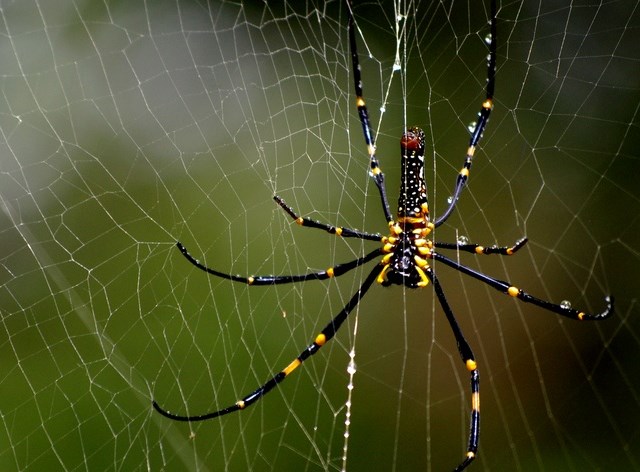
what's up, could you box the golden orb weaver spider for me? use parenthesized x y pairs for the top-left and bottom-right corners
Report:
(153, 1), (614, 470)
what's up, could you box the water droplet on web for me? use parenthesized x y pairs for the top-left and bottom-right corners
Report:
(447, 196), (454, 204)
(484, 33), (492, 45)
(560, 300), (572, 310)
(468, 122), (477, 133)
(457, 235), (469, 245)
(392, 62), (402, 72)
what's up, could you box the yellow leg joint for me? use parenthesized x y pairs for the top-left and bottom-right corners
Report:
(460, 167), (470, 178)
(295, 217), (304, 225)
(356, 96), (365, 107)
(247, 276), (255, 285)
(236, 400), (246, 409)
(507, 286), (520, 297)
(314, 333), (327, 346)
(474, 246), (484, 254)
(466, 359), (477, 371)
(326, 267), (335, 278)
(467, 452), (476, 460)
(482, 99), (493, 109)
(334, 227), (343, 236)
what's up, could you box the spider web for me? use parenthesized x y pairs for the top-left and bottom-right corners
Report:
(1, 0), (639, 470)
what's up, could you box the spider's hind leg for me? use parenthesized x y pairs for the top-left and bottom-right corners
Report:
(425, 267), (480, 471)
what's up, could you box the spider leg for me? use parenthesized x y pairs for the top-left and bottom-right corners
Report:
(434, 0), (497, 228)
(347, 1), (394, 224)
(425, 267), (479, 472)
(435, 237), (527, 256)
(431, 251), (614, 320)
(152, 264), (382, 422)
(274, 195), (383, 242)
(176, 241), (383, 285)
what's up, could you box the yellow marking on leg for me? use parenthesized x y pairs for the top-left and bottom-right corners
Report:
(334, 227), (343, 236)
(314, 333), (327, 346)
(236, 400), (246, 409)
(356, 96), (365, 107)
(475, 246), (484, 254)
(466, 359), (477, 371)
(295, 217), (304, 225)
(472, 392), (480, 412)
(508, 286), (520, 297)
(283, 359), (302, 376)
(247, 276), (255, 285)
(376, 265), (390, 284)
(389, 222), (403, 235)
(482, 99), (493, 109)
(467, 452), (476, 460)
(467, 145), (476, 157)
(414, 255), (428, 268)
(415, 266), (430, 287)
(326, 267), (335, 278)
(460, 167), (470, 178)
(506, 247), (514, 255)
(368, 145), (377, 157)
(381, 253), (393, 264)
(383, 242), (395, 253)
(578, 312), (585, 321)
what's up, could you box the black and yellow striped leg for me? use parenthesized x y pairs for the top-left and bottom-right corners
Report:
(432, 251), (614, 320)
(177, 241), (383, 285)
(425, 267), (479, 471)
(435, 237), (527, 256)
(152, 264), (382, 422)
(274, 196), (383, 242)
(347, 2), (394, 224)
(434, 0), (497, 228)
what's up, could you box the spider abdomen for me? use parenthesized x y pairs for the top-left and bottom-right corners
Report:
(397, 127), (428, 219)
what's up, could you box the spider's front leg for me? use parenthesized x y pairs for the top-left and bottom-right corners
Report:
(434, 0), (497, 229)
(175, 195), (385, 285)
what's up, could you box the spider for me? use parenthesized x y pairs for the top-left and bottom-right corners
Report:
(153, 1), (613, 470)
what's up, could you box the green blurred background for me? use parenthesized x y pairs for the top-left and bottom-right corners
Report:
(1, 1), (638, 471)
